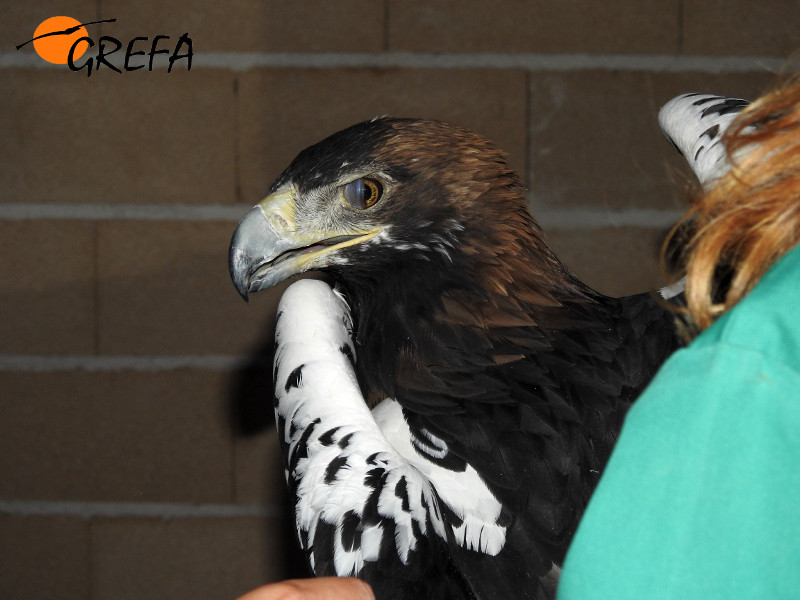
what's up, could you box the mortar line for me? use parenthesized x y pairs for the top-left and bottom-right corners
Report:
(0, 203), (684, 228)
(0, 203), (251, 221)
(0, 50), (790, 73)
(0, 500), (282, 519)
(0, 354), (270, 372)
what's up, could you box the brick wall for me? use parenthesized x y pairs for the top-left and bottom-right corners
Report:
(1, 2), (797, 599)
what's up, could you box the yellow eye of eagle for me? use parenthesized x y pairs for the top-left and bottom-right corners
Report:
(343, 177), (383, 209)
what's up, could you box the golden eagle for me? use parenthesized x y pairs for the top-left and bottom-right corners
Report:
(229, 93), (747, 599)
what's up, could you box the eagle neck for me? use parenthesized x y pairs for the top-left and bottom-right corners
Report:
(336, 237), (618, 405)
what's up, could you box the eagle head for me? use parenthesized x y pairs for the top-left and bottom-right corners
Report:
(229, 118), (549, 302)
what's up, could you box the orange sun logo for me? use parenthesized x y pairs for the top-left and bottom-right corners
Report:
(16, 17), (192, 76)
(30, 16), (91, 64)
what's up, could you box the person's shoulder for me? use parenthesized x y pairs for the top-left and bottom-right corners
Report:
(749, 242), (800, 299)
(692, 243), (800, 366)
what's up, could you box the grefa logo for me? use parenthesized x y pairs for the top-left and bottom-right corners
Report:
(16, 16), (193, 77)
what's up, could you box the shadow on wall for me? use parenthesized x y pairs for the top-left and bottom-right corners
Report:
(229, 325), (311, 580)
(228, 273), (335, 580)
(228, 272), (334, 435)
(230, 337), (275, 436)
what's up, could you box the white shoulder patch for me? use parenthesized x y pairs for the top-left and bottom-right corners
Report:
(274, 279), (507, 579)
(658, 276), (685, 300)
(658, 93), (749, 190)
(275, 280), (442, 575)
(373, 399), (507, 556)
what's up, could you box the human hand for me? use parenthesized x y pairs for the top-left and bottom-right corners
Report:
(236, 577), (375, 600)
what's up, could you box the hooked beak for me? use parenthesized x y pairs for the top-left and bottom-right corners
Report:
(228, 188), (380, 300)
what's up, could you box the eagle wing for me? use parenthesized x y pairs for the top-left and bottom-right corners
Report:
(274, 279), (484, 598)
(659, 93), (750, 189)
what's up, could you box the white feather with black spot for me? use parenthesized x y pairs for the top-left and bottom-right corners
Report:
(658, 93), (750, 190)
(274, 279), (508, 578)
(373, 398), (507, 556)
(274, 280), (441, 574)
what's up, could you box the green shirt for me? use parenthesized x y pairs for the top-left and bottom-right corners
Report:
(558, 243), (800, 599)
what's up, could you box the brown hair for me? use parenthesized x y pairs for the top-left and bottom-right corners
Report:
(665, 77), (800, 334)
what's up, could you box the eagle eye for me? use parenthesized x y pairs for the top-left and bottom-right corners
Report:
(343, 178), (383, 210)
